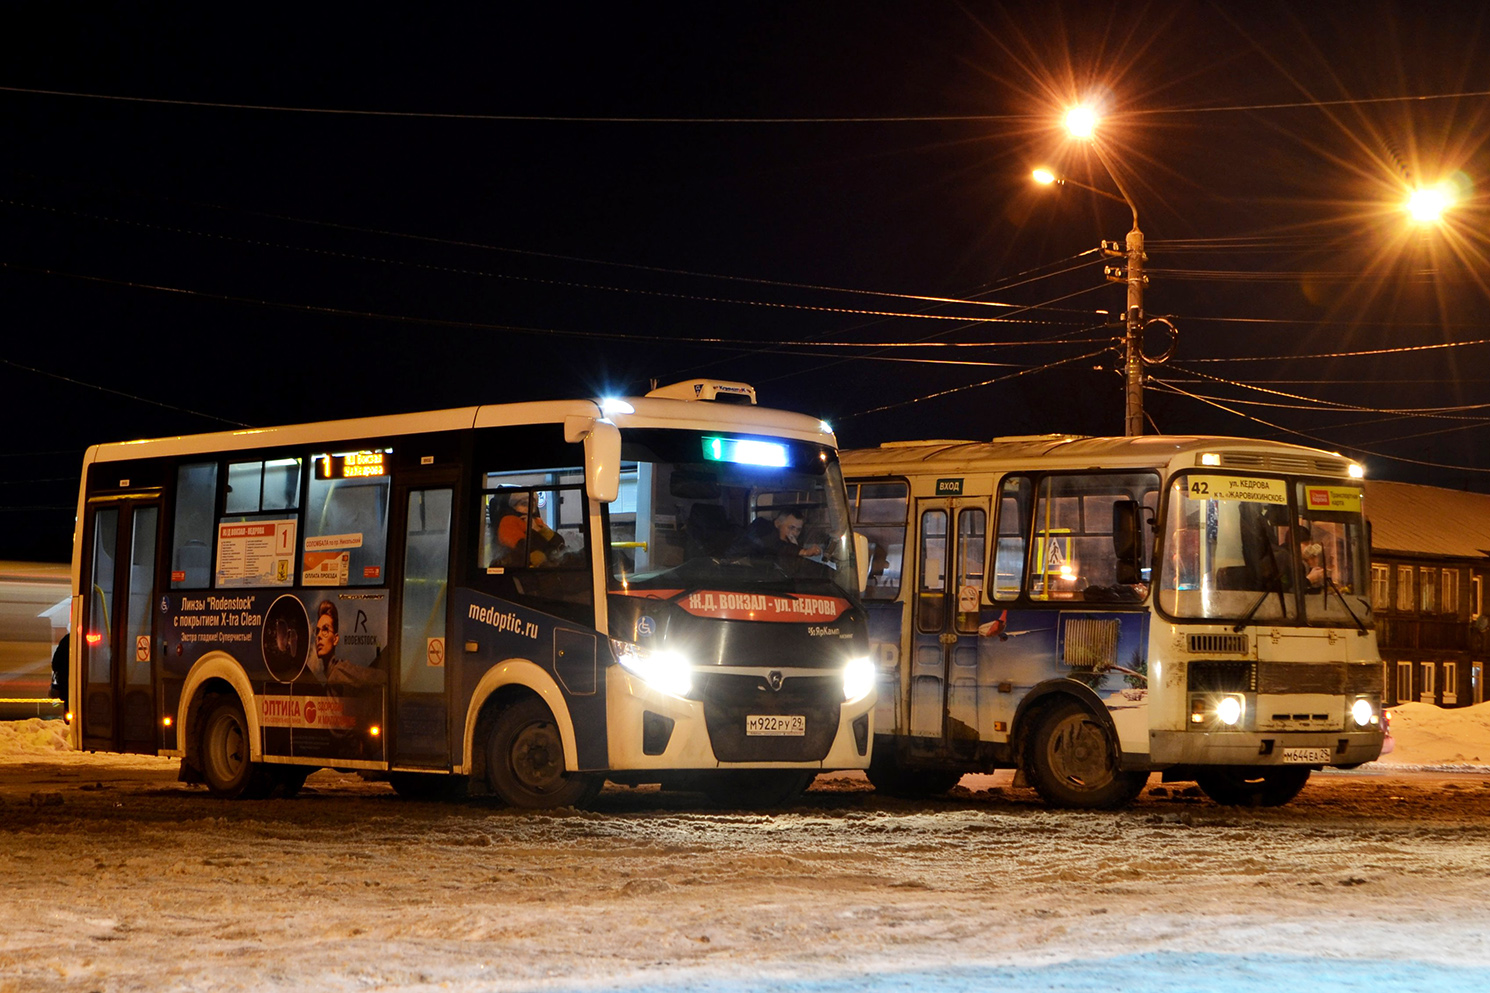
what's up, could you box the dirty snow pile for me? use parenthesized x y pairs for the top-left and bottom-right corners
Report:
(1370, 701), (1490, 771)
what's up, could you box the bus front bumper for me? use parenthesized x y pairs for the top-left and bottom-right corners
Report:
(606, 667), (874, 771)
(1149, 729), (1385, 768)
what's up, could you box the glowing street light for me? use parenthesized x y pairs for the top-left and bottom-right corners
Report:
(1407, 184), (1454, 223)
(1065, 105), (1098, 140)
(1035, 103), (1157, 437)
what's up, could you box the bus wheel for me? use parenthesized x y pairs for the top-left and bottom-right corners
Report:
(389, 772), (468, 801)
(199, 695), (274, 800)
(486, 698), (602, 809)
(1195, 767), (1310, 807)
(866, 752), (964, 798)
(1025, 699), (1147, 809)
(701, 770), (816, 808)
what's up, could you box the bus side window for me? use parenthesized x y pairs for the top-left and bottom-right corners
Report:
(852, 481), (908, 599)
(305, 456), (389, 586)
(991, 476), (1030, 601)
(917, 509), (948, 632)
(170, 462), (217, 589)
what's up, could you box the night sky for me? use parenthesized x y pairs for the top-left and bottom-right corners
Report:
(3, 2), (1488, 562)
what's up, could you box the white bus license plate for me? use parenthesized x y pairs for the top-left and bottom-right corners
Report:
(1282, 747), (1332, 764)
(747, 714), (806, 737)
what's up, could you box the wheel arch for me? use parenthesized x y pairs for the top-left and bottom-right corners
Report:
(1011, 678), (1120, 763)
(459, 659), (578, 780)
(178, 652), (260, 771)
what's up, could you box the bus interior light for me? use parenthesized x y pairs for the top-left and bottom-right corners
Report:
(702, 436), (788, 468)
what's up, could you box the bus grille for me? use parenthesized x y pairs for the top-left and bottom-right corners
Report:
(697, 673), (841, 762)
(1188, 633), (1249, 655)
(1189, 660), (1256, 692)
(1062, 618), (1119, 670)
(1214, 452), (1351, 475)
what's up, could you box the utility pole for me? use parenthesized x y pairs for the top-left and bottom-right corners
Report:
(1102, 226), (1147, 437)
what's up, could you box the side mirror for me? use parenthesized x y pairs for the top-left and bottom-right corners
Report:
(565, 415), (621, 503)
(854, 531), (870, 593)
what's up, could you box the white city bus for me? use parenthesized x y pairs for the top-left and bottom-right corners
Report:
(67, 380), (874, 807)
(841, 434), (1384, 808)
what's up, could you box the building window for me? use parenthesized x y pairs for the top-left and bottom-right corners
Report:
(1419, 567), (1437, 613)
(1371, 565), (1389, 609)
(1396, 565), (1414, 612)
(1474, 576), (1484, 619)
(1441, 569), (1460, 616)
(1396, 661), (1413, 705)
(1420, 661), (1436, 703)
(1473, 661), (1484, 706)
(1443, 662), (1459, 706)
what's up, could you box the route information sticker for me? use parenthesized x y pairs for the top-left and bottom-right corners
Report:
(1184, 476), (1286, 504)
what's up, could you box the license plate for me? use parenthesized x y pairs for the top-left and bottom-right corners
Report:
(746, 714), (805, 736)
(1282, 747), (1331, 764)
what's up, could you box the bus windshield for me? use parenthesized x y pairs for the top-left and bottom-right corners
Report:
(606, 429), (858, 597)
(1158, 473), (1371, 627)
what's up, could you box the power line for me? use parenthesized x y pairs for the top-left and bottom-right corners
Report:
(5, 83), (1488, 122)
(846, 346), (1111, 419)
(1149, 379), (1490, 474)
(0, 356), (249, 427)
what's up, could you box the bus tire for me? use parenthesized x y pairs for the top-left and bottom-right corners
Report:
(199, 695), (274, 800)
(389, 771), (468, 801)
(1024, 698), (1147, 809)
(866, 752), (963, 798)
(1195, 766), (1310, 807)
(485, 698), (602, 809)
(700, 770), (816, 808)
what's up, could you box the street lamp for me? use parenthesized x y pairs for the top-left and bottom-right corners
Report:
(1037, 104), (1150, 437)
(1406, 183), (1455, 224)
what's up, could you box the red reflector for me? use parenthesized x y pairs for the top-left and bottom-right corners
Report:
(85, 633), (103, 646)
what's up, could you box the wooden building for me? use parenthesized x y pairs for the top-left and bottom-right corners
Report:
(1367, 481), (1490, 708)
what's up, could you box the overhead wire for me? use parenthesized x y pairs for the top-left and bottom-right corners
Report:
(5, 83), (1490, 121)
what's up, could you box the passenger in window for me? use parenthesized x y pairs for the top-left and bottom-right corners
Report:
(489, 490), (565, 568)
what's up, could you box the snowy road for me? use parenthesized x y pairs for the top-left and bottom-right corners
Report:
(3, 729), (1489, 993)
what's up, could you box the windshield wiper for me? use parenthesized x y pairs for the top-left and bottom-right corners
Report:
(1233, 579), (1287, 633)
(1318, 574), (1368, 633)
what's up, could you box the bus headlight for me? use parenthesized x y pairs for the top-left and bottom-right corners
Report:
(1215, 695), (1244, 727)
(843, 656), (875, 703)
(1351, 697), (1376, 728)
(611, 639), (692, 698)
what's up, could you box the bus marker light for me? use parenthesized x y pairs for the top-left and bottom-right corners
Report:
(369, 725), (381, 737)
(163, 716), (172, 727)
(701, 436), (788, 467)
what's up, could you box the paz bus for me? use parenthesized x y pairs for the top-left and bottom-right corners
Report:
(66, 380), (874, 807)
(841, 434), (1384, 808)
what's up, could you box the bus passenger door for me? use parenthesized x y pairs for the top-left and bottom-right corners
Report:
(388, 475), (457, 769)
(909, 499), (987, 743)
(80, 496), (163, 755)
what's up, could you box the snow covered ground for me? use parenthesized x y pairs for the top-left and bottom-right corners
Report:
(2, 705), (1489, 993)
